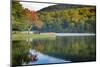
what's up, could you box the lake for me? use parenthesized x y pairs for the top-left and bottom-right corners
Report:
(12, 35), (96, 66)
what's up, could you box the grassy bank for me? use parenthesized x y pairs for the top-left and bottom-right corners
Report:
(12, 33), (56, 40)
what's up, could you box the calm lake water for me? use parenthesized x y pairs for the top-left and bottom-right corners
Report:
(12, 35), (96, 66)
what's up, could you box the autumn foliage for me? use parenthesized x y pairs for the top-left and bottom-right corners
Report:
(24, 8), (43, 29)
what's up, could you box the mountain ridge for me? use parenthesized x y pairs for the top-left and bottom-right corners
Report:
(38, 4), (95, 12)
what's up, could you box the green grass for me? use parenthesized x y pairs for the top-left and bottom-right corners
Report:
(12, 33), (56, 40)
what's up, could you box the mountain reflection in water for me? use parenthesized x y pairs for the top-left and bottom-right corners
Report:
(12, 35), (96, 65)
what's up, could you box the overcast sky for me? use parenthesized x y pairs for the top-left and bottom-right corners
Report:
(19, 0), (96, 11)
(20, 2), (55, 11)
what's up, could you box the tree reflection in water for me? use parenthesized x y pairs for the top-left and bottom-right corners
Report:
(12, 36), (96, 66)
(12, 40), (37, 66)
(31, 36), (96, 62)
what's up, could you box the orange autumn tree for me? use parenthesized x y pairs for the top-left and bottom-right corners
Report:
(24, 8), (43, 34)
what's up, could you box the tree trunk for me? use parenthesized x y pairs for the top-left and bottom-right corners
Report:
(27, 25), (33, 45)
(28, 25), (33, 35)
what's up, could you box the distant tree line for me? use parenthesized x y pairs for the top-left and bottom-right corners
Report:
(37, 5), (96, 33)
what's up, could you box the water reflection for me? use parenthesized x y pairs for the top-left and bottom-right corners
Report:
(28, 49), (70, 65)
(12, 36), (96, 65)
(31, 36), (96, 62)
(12, 41), (32, 65)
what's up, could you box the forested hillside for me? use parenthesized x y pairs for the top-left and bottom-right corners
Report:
(12, 1), (96, 33)
(37, 4), (96, 33)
